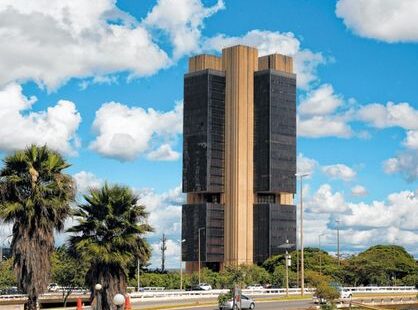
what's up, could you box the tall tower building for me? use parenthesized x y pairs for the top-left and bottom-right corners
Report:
(182, 45), (296, 271)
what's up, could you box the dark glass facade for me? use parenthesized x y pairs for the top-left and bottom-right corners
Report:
(182, 69), (225, 193)
(254, 70), (297, 193)
(182, 203), (224, 262)
(253, 203), (297, 263)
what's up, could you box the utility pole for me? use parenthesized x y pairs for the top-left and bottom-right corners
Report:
(198, 227), (205, 284)
(296, 248), (299, 288)
(296, 173), (309, 296)
(180, 239), (186, 290)
(161, 233), (167, 272)
(278, 240), (294, 298)
(137, 258), (140, 291)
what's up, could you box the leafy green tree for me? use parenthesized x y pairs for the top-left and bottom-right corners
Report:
(0, 145), (75, 310)
(0, 258), (17, 290)
(68, 183), (153, 310)
(343, 245), (417, 286)
(271, 265), (297, 288)
(218, 264), (270, 288)
(315, 281), (340, 308)
(51, 246), (89, 307)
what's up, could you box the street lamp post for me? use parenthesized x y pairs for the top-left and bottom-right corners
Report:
(113, 294), (125, 310)
(94, 283), (102, 310)
(179, 239), (186, 290)
(198, 227), (205, 284)
(137, 258), (140, 292)
(296, 172), (309, 297)
(278, 240), (294, 298)
(336, 219), (341, 265)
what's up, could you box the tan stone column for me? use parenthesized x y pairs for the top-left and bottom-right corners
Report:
(222, 45), (258, 265)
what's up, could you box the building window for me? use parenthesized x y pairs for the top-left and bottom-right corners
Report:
(257, 193), (276, 204)
(205, 193), (221, 203)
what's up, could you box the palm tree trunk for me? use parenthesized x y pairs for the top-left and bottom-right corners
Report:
(90, 265), (127, 310)
(25, 295), (39, 310)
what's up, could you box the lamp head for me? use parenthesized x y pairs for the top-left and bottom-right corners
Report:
(113, 293), (125, 306)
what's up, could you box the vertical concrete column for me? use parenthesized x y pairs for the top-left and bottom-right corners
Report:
(222, 45), (258, 265)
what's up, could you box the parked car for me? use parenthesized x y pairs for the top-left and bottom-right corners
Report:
(330, 282), (352, 299)
(197, 283), (212, 291)
(186, 283), (212, 291)
(47, 283), (60, 292)
(246, 284), (263, 290)
(220, 294), (255, 310)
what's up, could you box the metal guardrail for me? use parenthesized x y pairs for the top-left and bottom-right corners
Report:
(128, 286), (418, 300)
(0, 286), (416, 301)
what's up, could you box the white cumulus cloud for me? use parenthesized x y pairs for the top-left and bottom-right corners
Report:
(404, 130), (418, 150)
(357, 102), (418, 130)
(351, 185), (368, 197)
(322, 164), (357, 181)
(305, 184), (348, 214)
(304, 185), (418, 255)
(147, 144), (180, 161)
(0, 0), (170, 90)
(73, 171), (103, 195)
(383, 152), (418, 182)
(299, 84), (343, 116)
(297, 115), (352, 138)
(90, 101), (183, 161)
(297, 153), (318, 176)
(145, 0), (225, 59)
(336, 0), (418, 43)
(0, 83), (81, 154)
(137, 184), (185, 242)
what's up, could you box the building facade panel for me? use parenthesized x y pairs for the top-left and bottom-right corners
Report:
(254, 70), (296, 194)
(253, 203), (297, 263)
(182, 203), (224, 263)
(182, 70), (225, 193)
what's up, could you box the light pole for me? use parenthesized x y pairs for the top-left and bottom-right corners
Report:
(318, 233), (325, 275)
(336, 219), (340, 265)
(113, 294), (125, 310)
(278, 240), (294, 298)
(179, 239), (186, 290)
(296, 247), (299, 288)
(198, 227), (205, 284)
(94, 283), (102, 310)
(137, 258), (140, 292)
(296, 172), (309, 296)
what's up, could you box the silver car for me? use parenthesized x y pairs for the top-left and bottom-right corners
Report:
(220, 295), (256, 310)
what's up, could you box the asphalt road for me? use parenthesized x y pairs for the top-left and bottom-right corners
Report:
(132, 295), (418, 310)
(180, 300), (312, 310)
(134, 298), (313, 310)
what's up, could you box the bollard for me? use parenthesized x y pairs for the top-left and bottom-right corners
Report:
(76, 297), (83, 310)
(125, 295), (132, 310)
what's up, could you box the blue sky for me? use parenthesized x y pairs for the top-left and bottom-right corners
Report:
(0, 0), (417, 267)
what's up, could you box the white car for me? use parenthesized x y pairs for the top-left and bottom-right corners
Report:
(339, 288), (352, 299)
(198, 283), (212, 291)
(246, 284), (263, 290)
(220, 294), (255, 310)
(47, 283), (60, 292)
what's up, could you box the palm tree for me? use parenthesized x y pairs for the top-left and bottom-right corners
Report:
(68, 183), (153, 310)
(0, 145), (75, 310)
